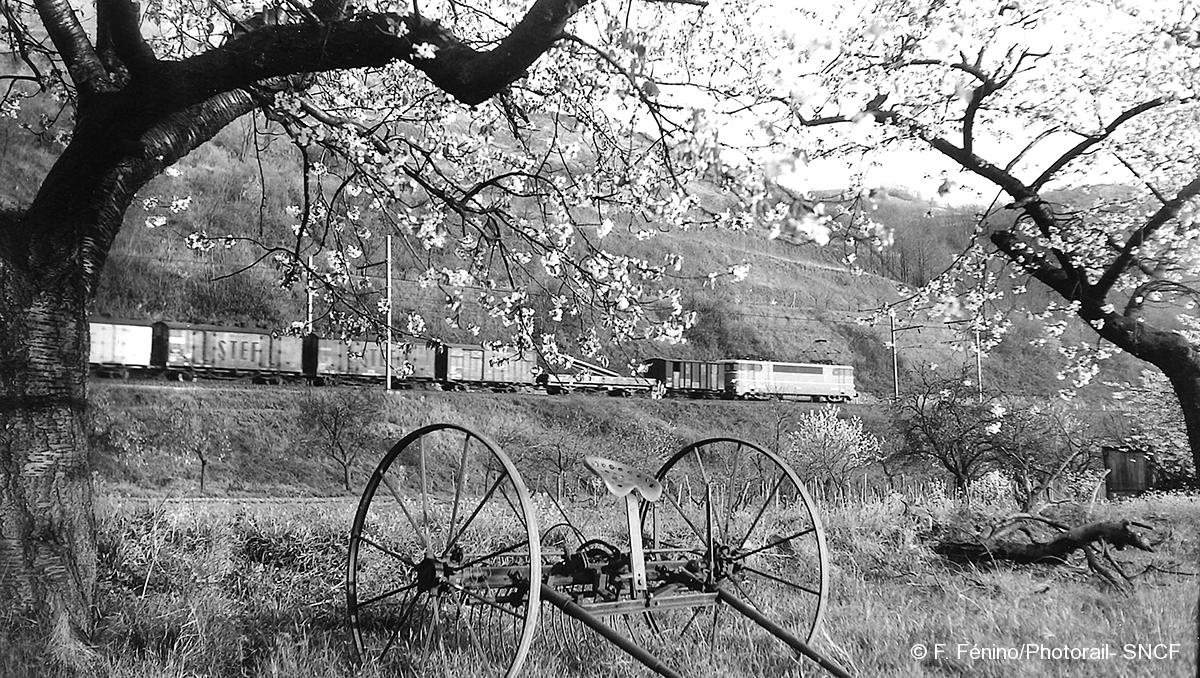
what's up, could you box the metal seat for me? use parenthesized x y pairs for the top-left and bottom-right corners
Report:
(583, 456), (663, 502)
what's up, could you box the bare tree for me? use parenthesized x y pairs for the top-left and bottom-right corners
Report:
(298, 389), (385, 492)
(150, 400), (230, 493)
(987, 404), (1095, 511)
(891, 370), (1001, 495)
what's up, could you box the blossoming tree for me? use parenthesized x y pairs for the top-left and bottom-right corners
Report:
(718, 0), (1200, 476)
(0, 0), (754, 660)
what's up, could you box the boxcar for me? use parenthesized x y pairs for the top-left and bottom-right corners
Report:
(399, 343), (439, 380)
(309, 337), (388, 381)
(642, 358), (726, 396)
(724, 360), (856, 402)
(153, 322), (304, 381)
(438, 345), (537, 388)
(89, 319), (155, 376)
(305, 337), (442, 385)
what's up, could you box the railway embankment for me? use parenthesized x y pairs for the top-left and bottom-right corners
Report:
(89, 381), (892, 498)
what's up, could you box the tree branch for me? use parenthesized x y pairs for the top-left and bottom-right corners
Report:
(34, 0), (109, 96)
(1030, 97), (1174, 191)
(181, 0), (589, 108)
(989, 229), (1072, 297)
(1092, 173), (1200, 298)
(96, 0), (157, 73)
(936, 519), (1153, 566)
(1124, 279), (1200, 318)
(925, 133), (1086, 287)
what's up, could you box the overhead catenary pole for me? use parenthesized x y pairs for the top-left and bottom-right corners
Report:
(385, 234), (393, 391)
(974, 324), (983, 402)
(890, 314), (899, 399)
(305, 254), (314, 333)
(888, 314), (923, 399)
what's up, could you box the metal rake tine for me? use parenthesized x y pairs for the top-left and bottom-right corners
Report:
(621, 613), (644, 650)
(676, 606), (704, 643)
(643, 611), (665, 640)
(555, 606), (570, 652)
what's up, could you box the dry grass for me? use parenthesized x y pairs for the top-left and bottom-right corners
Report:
(23, 490), (1183, 678)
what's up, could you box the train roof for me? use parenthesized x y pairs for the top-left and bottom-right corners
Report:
(645, 356), (853, 370)
(721, 359), (854, 369)
(152, 320), (288, 334)
(87, 316), (158, 327)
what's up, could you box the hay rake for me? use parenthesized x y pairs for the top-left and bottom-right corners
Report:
(346, 423), (852, 678)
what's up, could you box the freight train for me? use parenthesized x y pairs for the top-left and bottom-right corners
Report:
(88, 318), (857, 401)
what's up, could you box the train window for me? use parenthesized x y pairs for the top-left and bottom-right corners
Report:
(772, 364), (822, 374)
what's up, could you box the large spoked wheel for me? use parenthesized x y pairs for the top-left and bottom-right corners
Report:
(346, 423), (542, 677)
(645, 437), (829, 671)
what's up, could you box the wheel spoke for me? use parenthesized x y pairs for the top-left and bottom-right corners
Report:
(727, 575), (762, 611)
(722, 442), (744, 540)
(419, 436), (432, 557)
(358, 579), (420, 609)
(378, 590), (425, 662)
(422, 595), (441, 666)
(736, 474), (787, 552)
(663, 490), (709, 546)
(356, 534), (417, 568)
(734, 526), (816, 560)
(445, 474), (507, 554)
(381, 473), (430, 554)
(498, 483), (528, 529)
(443, 435), (473, 558)
(738, 565), (821, 597)
(692, 446), (712, 489)
(445, 582), (524, 620)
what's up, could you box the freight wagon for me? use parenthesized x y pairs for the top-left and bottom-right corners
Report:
(152, 321), (305, 382)
(641, 358), (727, 396)
(438, 345), (538, 389)
(88, 318), (540, 389)
(88, 319), (156, 378)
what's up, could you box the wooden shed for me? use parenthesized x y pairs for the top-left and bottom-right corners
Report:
(1102, 446), (1155, 499)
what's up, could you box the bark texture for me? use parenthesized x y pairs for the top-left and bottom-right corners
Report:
(934, 520), (1153, 565)
(0, 255), (96, 662)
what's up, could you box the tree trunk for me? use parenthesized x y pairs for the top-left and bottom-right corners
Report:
(934, 519), (1153, 565)
(0, 84), (253, 666)
(0, 259), (96, 665)
(1079, 310), (1200, 481)
(342, 462), (351, 493)
(1165, 365), (1200, 480)
(951, 471), (968, 497)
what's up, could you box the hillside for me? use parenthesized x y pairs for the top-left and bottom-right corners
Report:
(2, 96), (1151, 401)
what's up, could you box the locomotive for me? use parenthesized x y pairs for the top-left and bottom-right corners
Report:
(88, 318), (857, 401)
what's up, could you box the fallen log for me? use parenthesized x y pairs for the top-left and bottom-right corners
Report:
(934, 519), (1153, 565)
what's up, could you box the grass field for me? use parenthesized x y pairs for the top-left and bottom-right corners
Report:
(44, 488), (1194, 678)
